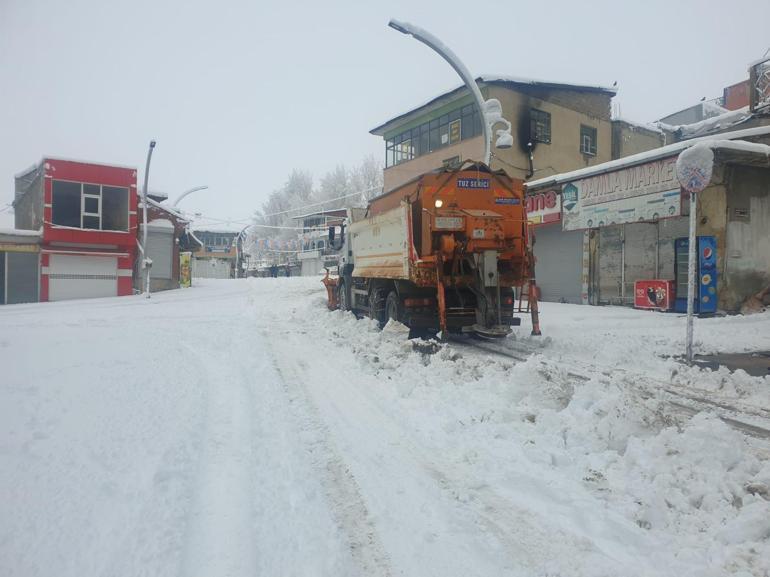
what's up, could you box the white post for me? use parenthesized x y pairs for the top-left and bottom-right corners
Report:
(141, 140), (156, 298)
(686, 191), (697, 363)
(676, 142), (713, 365)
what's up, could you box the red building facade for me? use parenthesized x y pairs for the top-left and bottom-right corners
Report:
(15, 158), (138, 301)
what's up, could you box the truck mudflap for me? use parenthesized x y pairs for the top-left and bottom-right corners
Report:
(321, 269), (339, 311)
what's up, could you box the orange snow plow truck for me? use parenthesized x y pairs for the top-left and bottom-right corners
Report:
(322, 161), (541, 338)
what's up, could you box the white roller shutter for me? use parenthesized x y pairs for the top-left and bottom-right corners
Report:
(143, 220), (174, 280)
(532, 223), (583, 304)
(49, 254), (117, 301)
(192, 257), (232, 279)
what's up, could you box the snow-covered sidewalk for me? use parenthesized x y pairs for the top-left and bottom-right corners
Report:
(1, 278), (768, 576)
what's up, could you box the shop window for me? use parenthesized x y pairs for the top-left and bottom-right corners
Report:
(51, 180), (129, 231)
(51, 180), (81, 227)
(530, 109), (551, 144)
(102, 186), (129, 231)
(581, 125), (597, 156)
(81, 189), (100, 229)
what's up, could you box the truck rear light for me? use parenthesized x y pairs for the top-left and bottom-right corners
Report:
(503, 296), (514, 305)
(404, 297), (433, 307)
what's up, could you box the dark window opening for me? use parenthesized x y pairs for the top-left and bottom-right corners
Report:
(531, 109), (551, 144)
(51, 180), (82, 228)
(102, 186), (128, 231)
(84, 196), (99, 213)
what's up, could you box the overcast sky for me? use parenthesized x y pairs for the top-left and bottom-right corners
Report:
(2, 0), (768, 228)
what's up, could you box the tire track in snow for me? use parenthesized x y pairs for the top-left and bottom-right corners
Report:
(178, 337), (259, 577)
(271, 337), (657, 576)
(264, 336), (394, 577)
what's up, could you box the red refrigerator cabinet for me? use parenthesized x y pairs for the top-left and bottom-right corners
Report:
(634, 280), (675, 311)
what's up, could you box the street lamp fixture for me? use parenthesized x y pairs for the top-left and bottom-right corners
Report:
(388, 19), (514, 165)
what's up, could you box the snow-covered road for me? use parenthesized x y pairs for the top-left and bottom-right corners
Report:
(2, 279), (769, 576)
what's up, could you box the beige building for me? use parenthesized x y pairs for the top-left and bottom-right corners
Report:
(611, 119), (666, 159)
(370, 76), (619, 192)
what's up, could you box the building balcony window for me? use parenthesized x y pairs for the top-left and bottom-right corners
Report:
(385, 103), (481, 168)
(51, 180), (129, 231)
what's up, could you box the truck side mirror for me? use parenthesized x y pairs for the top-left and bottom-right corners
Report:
(328, 226), (335, 243)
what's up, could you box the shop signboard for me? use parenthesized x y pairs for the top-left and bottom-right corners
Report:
(561, 156), (681, 231)
(525, 189), (561, 225)
(179, 252), (192, 288)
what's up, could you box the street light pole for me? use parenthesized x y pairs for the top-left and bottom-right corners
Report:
(388, 19), (512, 165)
(235, 224), (251, 278)
(141, 140), (156, 298)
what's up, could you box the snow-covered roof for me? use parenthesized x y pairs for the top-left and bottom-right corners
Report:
(477, 74), (616, 94)
(527, 125), (770, 189)
(147, 190), (168, 202)
(370, 75), (617, 135)
(658, 107), (752, 140)
(146, 218), (174, 229)
(192, 227), (241, 235)
(139, 197), (190, 222)
(40, 156), (137, 172)
(612, 117), (666, 135)
(0, 227), (42, 237)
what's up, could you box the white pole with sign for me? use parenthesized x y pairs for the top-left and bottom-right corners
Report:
(675, 144), (714, 363)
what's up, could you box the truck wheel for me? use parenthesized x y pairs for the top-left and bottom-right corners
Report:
(369, 288), (387, 328)
(338, 279), (350, 311)
(385, 291), (403, 324)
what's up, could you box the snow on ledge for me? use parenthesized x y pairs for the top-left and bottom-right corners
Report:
(147, 218), (174, 229)
(527, 125), (770, 189)
(0, 227), (43, 237)
(664, 107), (752, 140)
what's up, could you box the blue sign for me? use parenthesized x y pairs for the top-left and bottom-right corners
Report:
(562, 183), (578, 211)
(457, 178), (490, 189)
(495, 198), (521, 205)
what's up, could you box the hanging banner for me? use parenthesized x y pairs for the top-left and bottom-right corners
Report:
(562, 156), (681, 231)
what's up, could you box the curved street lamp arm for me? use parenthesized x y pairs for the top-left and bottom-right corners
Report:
(172, 185), (209, 207)
(388, 19), (492, 165)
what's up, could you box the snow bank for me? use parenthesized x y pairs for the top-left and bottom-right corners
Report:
(276, 278), (770, 576)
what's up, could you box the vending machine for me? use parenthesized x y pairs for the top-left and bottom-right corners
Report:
(674, 235), (717, 314)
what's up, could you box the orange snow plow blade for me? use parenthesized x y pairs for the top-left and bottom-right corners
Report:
(321, 269), (339, 311)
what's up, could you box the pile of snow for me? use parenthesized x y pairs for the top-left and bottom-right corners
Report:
(2, 277), (768, 577)
(270, 277), (770, 575)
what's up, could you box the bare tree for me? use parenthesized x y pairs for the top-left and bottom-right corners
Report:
(350, 154), (383, 202)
